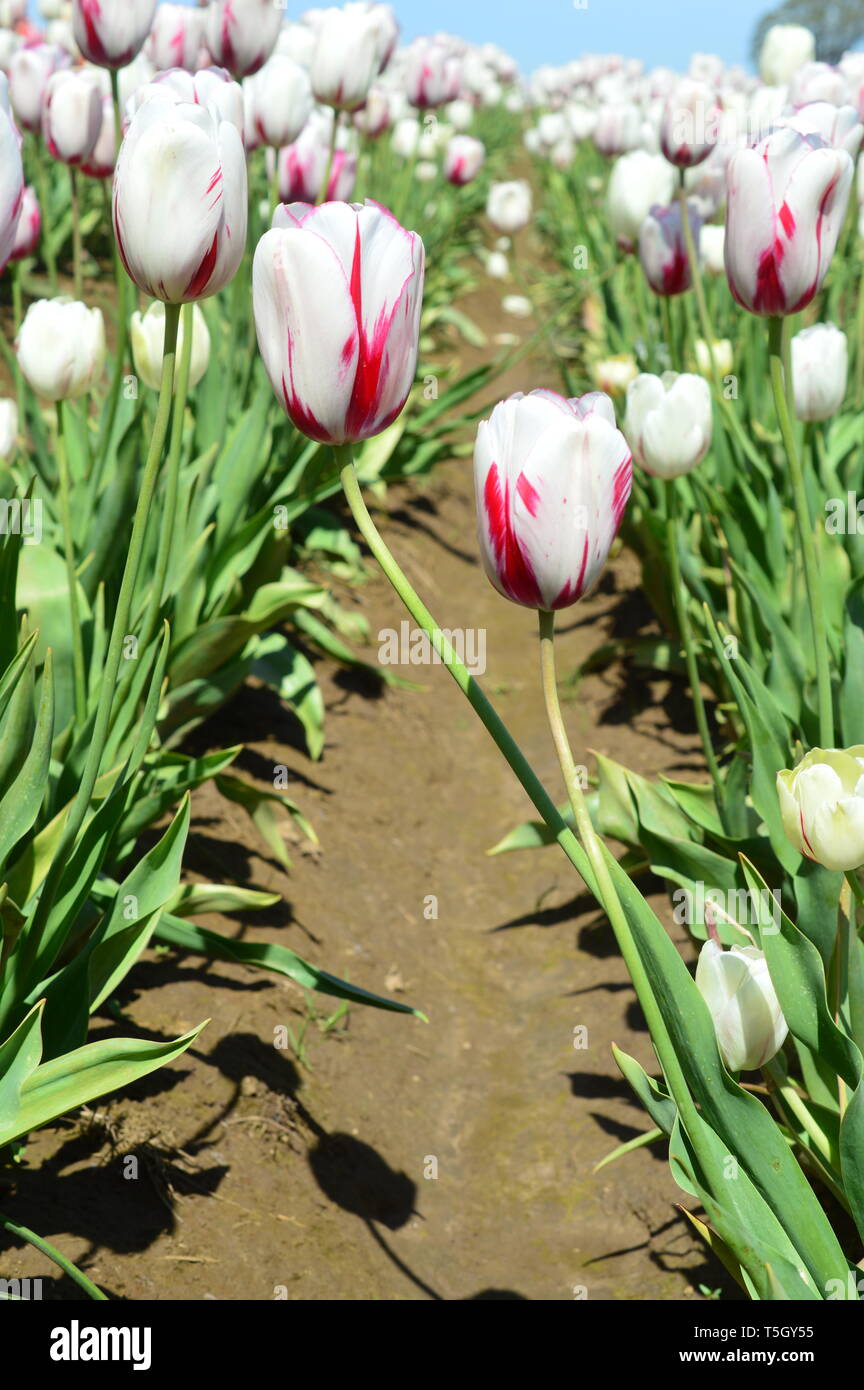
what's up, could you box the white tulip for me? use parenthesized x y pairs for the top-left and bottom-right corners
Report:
(624, 371), (712, 479)
(0, 398), (18, 461)
(759, 23), (815, 86)
(131, 301), (211, 393)
(790, 323), (847, 422)
(778, 747), (864, 871)
(606, 150), (676, 249)
(17, 298), (105, 401)
(486, 180), (532, 234)
(696, 941), (789, 1073)
(699, 223), (726, 275)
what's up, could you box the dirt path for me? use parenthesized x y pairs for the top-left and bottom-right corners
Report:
(1, 269), (736, 1304)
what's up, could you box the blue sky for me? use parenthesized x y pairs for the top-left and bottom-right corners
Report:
(28, 0), (765, 74)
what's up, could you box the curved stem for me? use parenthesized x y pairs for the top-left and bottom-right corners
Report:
(666, 481), (723, 802)
(768, 316), (833, 746)
(0, 1212), (107, 1301)
(56, 400), (86, 726)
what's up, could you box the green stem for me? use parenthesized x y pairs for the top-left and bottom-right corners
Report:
(768, 316), (833, 746)
(32, 137), (58, 292)
(0, 304), (181, 1016)
(0, 1212), (107, 1301)
(270, 154), (281, 212)
(138, 302), (194, 652)
(338, 451), (713, 1162)
(97, 70), (129, 475)
(69, 166), (82, 301)
(666, 481), (723, 803)
(56, 401), (86, 726)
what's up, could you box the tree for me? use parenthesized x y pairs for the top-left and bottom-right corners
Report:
(752, 0), (864, 65)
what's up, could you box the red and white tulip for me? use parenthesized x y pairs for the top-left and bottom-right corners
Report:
(72, 0), (157, 71)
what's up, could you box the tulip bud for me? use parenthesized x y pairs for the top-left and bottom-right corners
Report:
(42, 68), (102, 166)
(246, 56), (313, 149)
(16, 297), (105, 401)
(592, 355), (639, 395)
(660, 78), (721, 168)
(593, 101), (642, 157)
(606, 150), (676, 251)
(790, 323), (847, 421)
(113, 99), (247, 304)
(309, 4), (383, 112)
(778, 747), (864, 871)
(444, 134), (485, 187)
(486, 179), (532, 234)
(403, 37), (461, 111)
(696, 940), (789, 1073)
(147, 3), (207, 73)
(474, 390), (632, 611)
(694, 338), (733, 378)
(275, 110), (357, 203)
(724, 128), (853, 316)
(205, 0), (282, 79)
(0, 398), (18, 461)
(80, 93), (116, 179)
(131, 300), (211, 392)
(353, 86), (393, 139)
(699, 221), (725, 274)
(8, 183), (40, 262)
(253, 200), (425, 445)
(624, 371), (712, 479)
(8, 42), (69, 133)
(72, 0), (157, 70)
(0, 103), (23, 269)
(638, 200), (701, 296)
(759, 24), (815, 87)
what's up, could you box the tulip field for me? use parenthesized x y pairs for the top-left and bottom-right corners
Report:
(3, 0), (864, 1314)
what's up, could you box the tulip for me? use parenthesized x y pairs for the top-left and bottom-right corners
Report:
(788, 61), (846, 110)
(778, 747), (864, 870)
(660, 78), (721, 168)
(485, 250), (509, 279)
(403, 37), (461, 111)
(276, 111), (357, 203)
(606, 150), (676, 251)
(0, 398), (17, 462)
(624, 372), (712, 479)
(444, 134), (485, 187)
(253, 200), (424, 445)
(593, 101), (642, 157)
(474, 390), (632, 611)
(790, 323), (847, 421)
(8, 42), (69, 133)
(592, 355), (638, 395)
(694, 338), (733, 378)
(147, 3), (207, 73)
(42, 68), (102, 166)
(759, 24), (815, 86)
(131, 299), (211, 392)
(309, 4), (383, 111)
(699, 222), (725, 274)
(205, 0), (282, 79)
(353, 86), (393, 139)
(724, 128), (853, 317)
(114, 99), (247, 304)
(72, 0), (157, 70)
(696, 940), (789, 1073)
(16, 297), (105, 401)
(246, 57), (313, 149)
(779, 101), (864, 159)
(486, 179), (532, 234)
(638, 201), (701, 296)
(8, 183), (40, 261)
(80, 93), (116, 178)
(127, 67), (244, 137)
(0, 102), (23, 269)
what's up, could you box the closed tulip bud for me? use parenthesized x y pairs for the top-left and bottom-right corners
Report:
(474, 390), (632, 610)
(310, 4), (383, 111)
(660, 78), (721, 168)
(592, 355), (638, 394)
(9, 42), (69, 133)
(624, 372), (712, 479)
(9, 183), (40, 261)
(114, 99), (247, 303)
(694, 337), (733, 378)
(253, 200), (424, 445)
(147, 4), (207, 73)
(276, 111), (357, 203)
(699, 221), (725, 274)
(759, 24), (815, 87)
(725, 128), (853, 316)
(353, 86), (393, 139)
(593, 101), (642, 157)
(790, 323), (847, 421)
(42, 68), (102, 165)
(72, 0), (157, 70)
(696, 940), (788, 1073)
(607, 149), (676, 251)
(444, 134), (485, 186)
(404, 37), (461, 111)
(205, 0), (282, 79)
(131, 299), (211, 392)
(778, 747), (864, 870)
(638, 200), (701, 296)
(80, 93), (116, 178)
(246, 57), (313, 149)
(17, 297), (105, 401)
(0, 398), (17, 461)
(0, 104), (23, 269)
(486, 179), (532, 234)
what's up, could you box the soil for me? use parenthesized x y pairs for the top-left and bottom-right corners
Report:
(0, 251), (739, 1303)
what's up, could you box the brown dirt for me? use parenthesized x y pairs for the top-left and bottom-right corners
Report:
(0, 245), (737, 1303)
